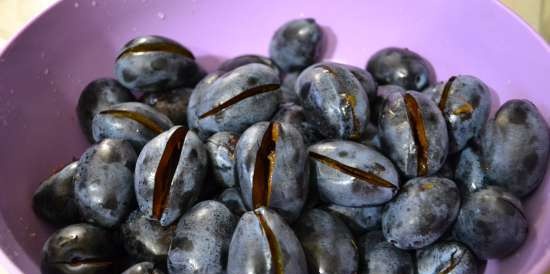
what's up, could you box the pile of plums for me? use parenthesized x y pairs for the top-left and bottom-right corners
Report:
(33, 18), (549, 274)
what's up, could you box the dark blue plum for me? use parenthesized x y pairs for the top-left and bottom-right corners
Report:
(367, 47), (436, 91)
(359, 231), (414, 274)
(382, 177), (460, 250)
(41, 223), (122, 274)
(269, 18), (324, 73)
(416, 241), (479, 274)
(294, 209), (358, 274)
(219, 54), (280, 75)
(423, 75), (492, 153)
(142, 86), (192, 126)
(33, 161), (80, 225)
(77, 78), (135, 141)
(74, 139), (137, 228)
(453, 186), (528, 259)
(480, 99), (550, 197)
(115, 35), (205, 93)
(296, 62), (370, 140)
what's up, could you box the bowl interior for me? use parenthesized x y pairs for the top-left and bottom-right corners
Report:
(0, 0), (549, 273)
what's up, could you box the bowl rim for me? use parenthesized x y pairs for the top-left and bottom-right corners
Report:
(0, 2), (62, 274)
(494, 0), (549, 51)
(0, 0), (62, 56)
(1, 0), (548, 58)
(0, 0), (548, 273)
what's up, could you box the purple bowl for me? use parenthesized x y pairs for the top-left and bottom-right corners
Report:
(0, 0), (549, 273)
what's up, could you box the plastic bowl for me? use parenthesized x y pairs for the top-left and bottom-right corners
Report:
(0, 0), (549, 273)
